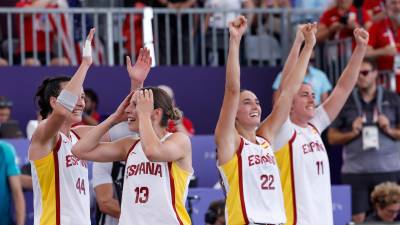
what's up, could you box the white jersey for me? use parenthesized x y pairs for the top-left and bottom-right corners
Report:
(119, 133), (193, 225)
(218, 136), (286, 225)
(275, 106), (333, 225)
(31, 131), (90, 225)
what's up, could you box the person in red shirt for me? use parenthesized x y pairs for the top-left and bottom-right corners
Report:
(15, 0), (56, 65)
(16, 0), (72, 66)
(158, 84), (195, 136)
(317, 0), (372, 42)
(363, 0), (386, 22)
(366, 0), (400, 91)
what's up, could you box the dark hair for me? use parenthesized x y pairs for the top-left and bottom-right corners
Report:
(35, 76), (71, 119)
(0, 96), (13, 109)
(362, 57), (378, 71)
(84, 89), (99, 107)
(140, 87), (182, 127)
(205, 199), (225, 224)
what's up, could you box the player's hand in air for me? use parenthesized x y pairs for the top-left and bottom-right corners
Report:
(354, 28), (369, 47)
(302, 22), (317, 48)
(229, 15), (248, 44)
(126, 48), (152, 85)
(82, 28), (95, 66)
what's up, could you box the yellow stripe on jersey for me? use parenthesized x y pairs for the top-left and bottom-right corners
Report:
(220, 155), (246, 225)
(275, 141), (296, 225)
(33, 152), (57, 225)
(170, 162), (192, 225)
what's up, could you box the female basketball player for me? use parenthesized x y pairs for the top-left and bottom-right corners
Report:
(274, 28), (369, 225)
(215, 16), (316, 224)
(28, 28), (153, 225)
(71, 87), (193, 225)
(28, 28), (97, 225)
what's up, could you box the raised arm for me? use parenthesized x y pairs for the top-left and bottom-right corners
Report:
(322, 28), (369, 121)
(214, 16), (247, 165)
(274, 24), (304, 103)
(126, 48), (152, 91)
(72, 93), (135, 162)
(135, 90), (191, 167)
(29, 29), (95, 160)
(257, 23), (316, 142)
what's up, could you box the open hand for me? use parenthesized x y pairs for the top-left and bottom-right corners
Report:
(112, 91), (134, 123)
(126, 48), (152, 84)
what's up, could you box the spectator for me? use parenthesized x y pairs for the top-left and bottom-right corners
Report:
(0, 96), (12, 123)
(152, 0), (197, 65)
(366, 0), (400, 91)
(366, 182), (400, 222)
(272, 63), (332, 105)
(122, 0), (146, 60)
(0, 140), (25, 225)
(15, 0), (71, 65)
(362, 0), (386, 22)
(82, 89), (101, 125)
(317, 0), (372, 43)
(0, 96), (23, 138)
(204, 0), (254, 65)
(293, 0), (333, 10)
(327, 58), (400, 223)
(158, 84), (195, 136)
(260, 0), (290, 42)
(204, 199), (225, 225)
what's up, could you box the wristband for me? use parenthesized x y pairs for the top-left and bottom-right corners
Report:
(56, 90), (78, 112)
(82, 40), (92, 57)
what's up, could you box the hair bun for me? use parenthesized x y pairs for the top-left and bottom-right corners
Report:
(169, 107), (183, 121)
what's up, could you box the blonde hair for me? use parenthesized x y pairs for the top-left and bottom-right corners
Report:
(371, 182), (400, 209)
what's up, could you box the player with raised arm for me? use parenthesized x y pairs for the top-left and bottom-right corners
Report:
(274, 28), (369, 225)
(215, 15), (317, 225)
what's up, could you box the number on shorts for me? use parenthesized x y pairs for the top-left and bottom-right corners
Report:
(76, 177), (86, 195)
(316, 161), (324, 175)
(134, 186), (149, 203)
(260, 174), (275, 190)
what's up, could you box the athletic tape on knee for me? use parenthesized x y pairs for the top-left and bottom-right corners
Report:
(56, 90), (78, 112)
(109, 122), (138, 141)
(82, 40), (92, 57)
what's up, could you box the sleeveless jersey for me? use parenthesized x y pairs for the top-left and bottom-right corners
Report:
(31, 131), (90, 225)
(119, 134), (193, 225)
(218, 136), (286, 225)
(275, 106), (333, 225)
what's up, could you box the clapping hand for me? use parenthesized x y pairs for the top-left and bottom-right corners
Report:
(126, 48), (152, 85)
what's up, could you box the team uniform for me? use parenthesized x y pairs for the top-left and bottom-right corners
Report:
(31, 131), (90, 225)
(218, 136), (286, 225)
(119, 133), (193, 225)
(275, 106), (333, 225)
